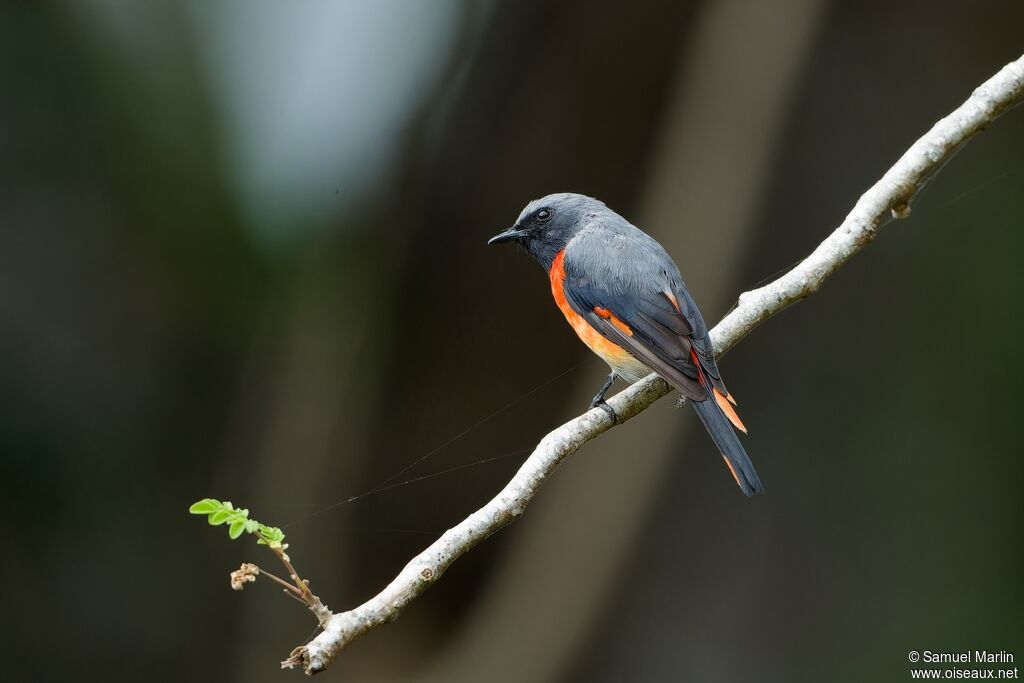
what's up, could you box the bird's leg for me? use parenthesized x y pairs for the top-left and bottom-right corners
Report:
(590, 372), (618, 423)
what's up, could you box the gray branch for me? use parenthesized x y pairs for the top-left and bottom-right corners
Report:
(284, 54), (1024, 675)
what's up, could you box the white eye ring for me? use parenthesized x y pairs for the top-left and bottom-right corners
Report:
(536, 208), (552, 222)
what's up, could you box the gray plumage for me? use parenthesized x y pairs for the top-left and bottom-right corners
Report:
(490, 192), (763, 495)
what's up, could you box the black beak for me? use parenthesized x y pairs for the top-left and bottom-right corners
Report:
(487, 227), (527, 245)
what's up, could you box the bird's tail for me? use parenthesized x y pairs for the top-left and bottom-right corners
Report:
(691, 394), (764, 496)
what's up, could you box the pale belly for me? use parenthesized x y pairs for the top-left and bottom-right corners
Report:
(606, 354), (652, 383)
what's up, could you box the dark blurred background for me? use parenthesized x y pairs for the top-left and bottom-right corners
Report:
(2, 1), (1022, 681)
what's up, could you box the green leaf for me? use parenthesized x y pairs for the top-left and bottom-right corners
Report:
(189, 498), (221, 514)
(228, 520), (246, 540)
(209, 509), (231, 525)
(258, 525), (286, 545)
(189, 496), (286, 547)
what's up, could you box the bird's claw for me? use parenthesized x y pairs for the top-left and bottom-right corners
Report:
(591, 399), (617, 424)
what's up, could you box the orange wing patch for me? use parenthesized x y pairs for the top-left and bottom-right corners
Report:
(593, 306), (633, 336)
(664, 290), (680, 312)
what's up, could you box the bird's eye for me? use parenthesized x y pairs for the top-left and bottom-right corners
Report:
(536, 208), (552, 222)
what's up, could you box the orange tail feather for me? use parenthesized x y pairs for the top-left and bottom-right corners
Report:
(714, 388), (747, 434)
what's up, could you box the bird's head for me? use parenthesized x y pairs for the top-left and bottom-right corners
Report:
(488, 193), (605, 269)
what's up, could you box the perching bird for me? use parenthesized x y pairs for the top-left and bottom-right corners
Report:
(489, 193), (763, 496)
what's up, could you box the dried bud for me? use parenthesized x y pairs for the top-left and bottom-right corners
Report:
(230, 562), (260, 591)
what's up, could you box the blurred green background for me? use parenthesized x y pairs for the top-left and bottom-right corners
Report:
(2, 1), (1022, 681)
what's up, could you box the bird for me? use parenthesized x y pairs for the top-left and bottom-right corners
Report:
(488, 192), (763, 496)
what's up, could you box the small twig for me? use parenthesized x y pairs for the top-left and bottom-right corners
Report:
(273, 549), (310, 597)
(262, 538), (331, 625)
(256, 565), (305, 598)
(281, 587), (313, 608)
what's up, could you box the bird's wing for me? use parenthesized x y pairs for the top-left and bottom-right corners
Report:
(561, 235), (743, 429)
(559, 243), (704, 398)
(666, 280), (732, 398)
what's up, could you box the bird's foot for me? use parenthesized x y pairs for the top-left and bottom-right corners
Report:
(591, 398), (617, 424)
